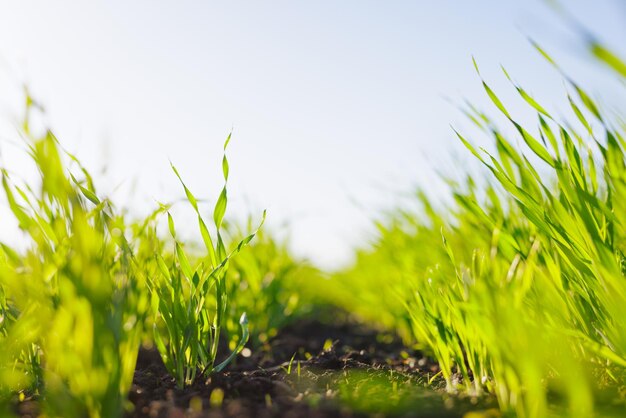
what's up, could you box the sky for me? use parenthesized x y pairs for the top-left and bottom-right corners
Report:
(0, 1), (624, 268)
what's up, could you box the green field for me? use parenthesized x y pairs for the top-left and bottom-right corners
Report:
(1, 28), (626, 418)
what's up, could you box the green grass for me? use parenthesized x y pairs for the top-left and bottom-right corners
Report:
(0, 107), (267, 414)
(148, 137), (265, 388)
(1, 27), (625, 418)
(329, 43), (626, 417)
(0, 104), (149, 417)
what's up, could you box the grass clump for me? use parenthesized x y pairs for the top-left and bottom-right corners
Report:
(331, 44), (626, 417)
(0, 104), (269, 413)
(0, 100), (149, 418)
(149, 135), (265, 388)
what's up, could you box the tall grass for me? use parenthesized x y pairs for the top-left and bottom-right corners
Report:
(0, 100), (149, 417)
(0, 104), (269, 413)
(332, 44), (626, 417)
(0, 21), (625, 418)
(148, 138), (265, 388)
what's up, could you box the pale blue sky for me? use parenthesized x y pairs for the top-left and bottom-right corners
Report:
(0, 1), (624, 267)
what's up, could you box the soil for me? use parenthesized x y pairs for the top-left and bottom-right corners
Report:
(125, 316), (498, 418)
(14, 315), (498, 418)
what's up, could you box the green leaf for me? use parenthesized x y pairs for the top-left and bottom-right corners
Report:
(501, 65), (552, 118)
(452, 127), (483, 161)
(222, 155), (229, 182)
(213, 312), (249, 373)
(156, 255), (172, 281)
(572, 84), (602, 122)
(223, 132), (232, 150)
(197, 215), (217, 267)
(175, 242), (193, 280)
(590, 42), (626, 78)
(213, 188), (227, 230)
(482, 81), (512, 119)
(568, 94), (593, 136)
(512, 121), (555, 167)
(70, 174), (100, 205)
(530, 39), (558, 68)
(168, 212), (176, 238)
(171, 163), (199, 211)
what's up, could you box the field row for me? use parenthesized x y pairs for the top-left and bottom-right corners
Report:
(1, 41), (626, 418)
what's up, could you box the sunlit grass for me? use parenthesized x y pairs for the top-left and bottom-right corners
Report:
(0, 109), (267, 413)
(0, 105), (149, 417)
(148, 136), (265, 388)
(329, 43), (626, 417)
(0, 25), (625, 418)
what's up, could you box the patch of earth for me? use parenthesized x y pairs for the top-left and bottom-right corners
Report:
(126, 317), (498, 418)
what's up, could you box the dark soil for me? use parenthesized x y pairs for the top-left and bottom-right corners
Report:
(125, 317), (498, 418)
